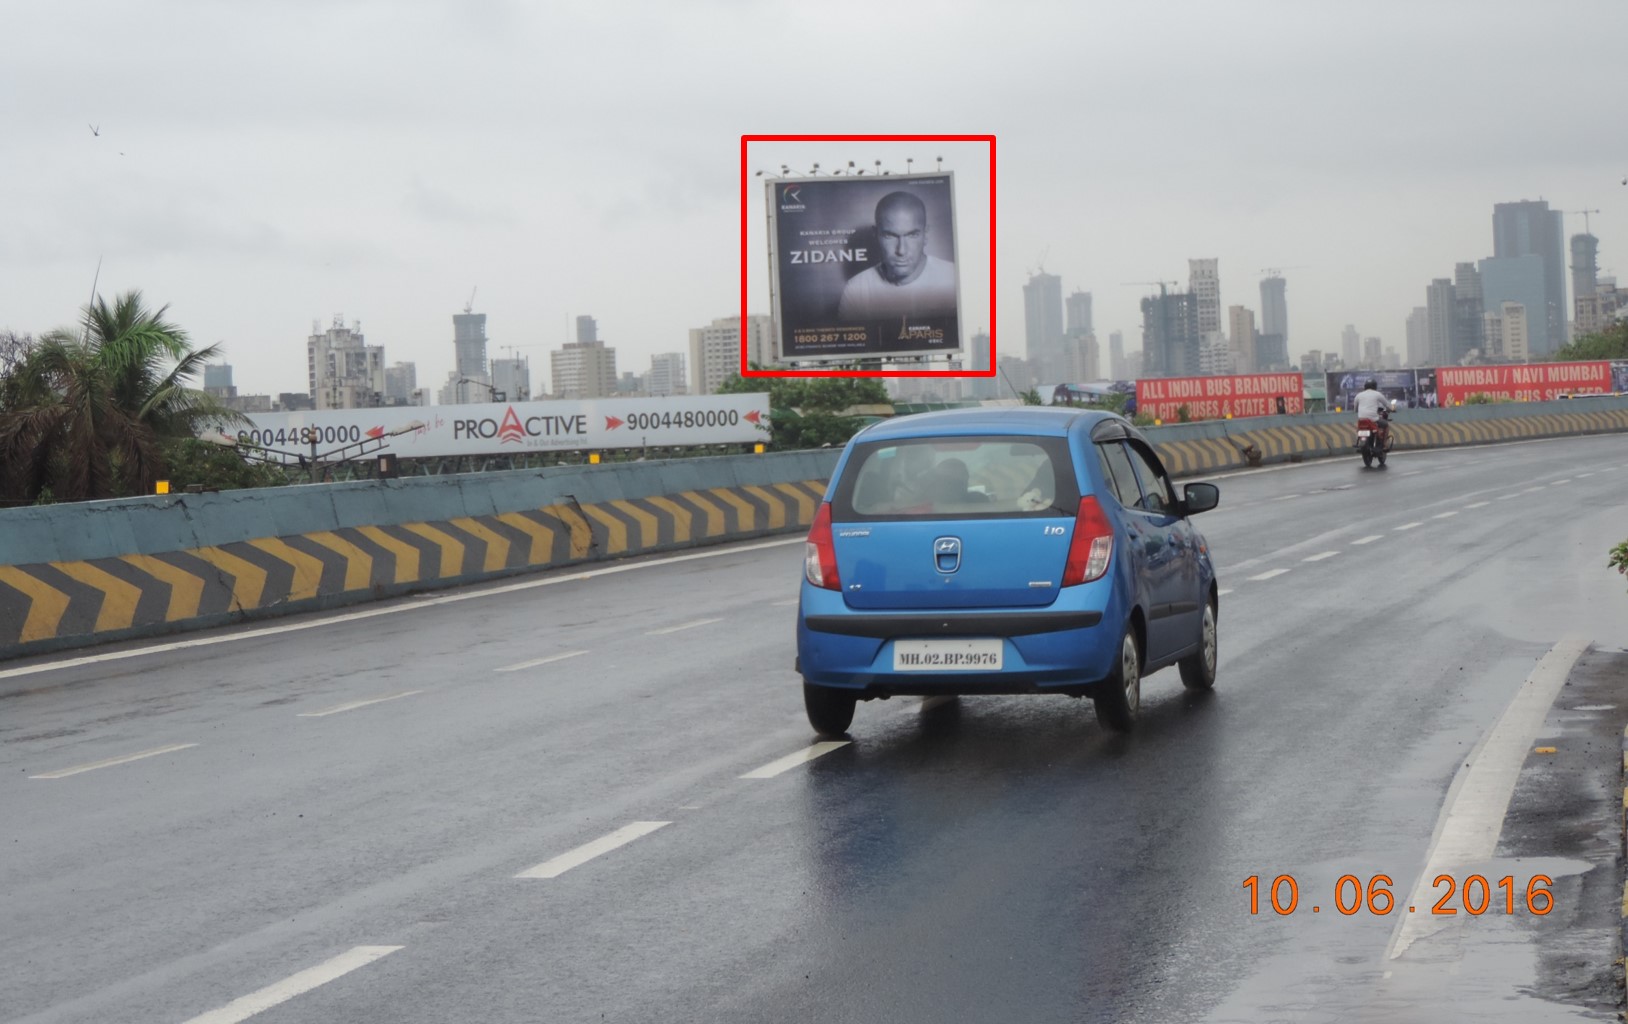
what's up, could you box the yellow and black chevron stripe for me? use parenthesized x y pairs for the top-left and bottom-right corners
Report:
(0, 481), (827, 653)
(1153, 408), (1628, 477)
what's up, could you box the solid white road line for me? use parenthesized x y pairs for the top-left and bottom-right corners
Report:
(1394, 522), (1423, 531)
(1431, 511), (1458, 519)
(645, 617), (723, 636)
(0, 537), (806, 682)
(29, 743), (198, 780)
(515, 821), (671, 879)
(1302, 551), (1339, 562)
(297, 691), (422, 718)
(494, 650), (588, 673)
(1463, 501), (1490, 509)
(1247, 568), (1290, 581)
(1351, 535), (1384, 545)
(1386, 635), (1589, 961)
(179, 945), (403, 1024)
(740, 741), (850, 779)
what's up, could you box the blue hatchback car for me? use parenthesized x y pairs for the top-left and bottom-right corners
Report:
(796, 407), (1221, 736)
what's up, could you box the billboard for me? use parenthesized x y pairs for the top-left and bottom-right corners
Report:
(1134, 373), (1304, 421)
(1326, 369), (1439, 412)
(768, 172), (962, 363)
(1435, 361), (1612, 404)
(227, 394), (770, 464)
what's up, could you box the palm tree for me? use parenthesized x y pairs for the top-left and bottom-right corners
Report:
(0, 291), (243, 503)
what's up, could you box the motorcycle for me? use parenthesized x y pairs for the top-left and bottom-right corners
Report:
(1356, 401), (1397, 468)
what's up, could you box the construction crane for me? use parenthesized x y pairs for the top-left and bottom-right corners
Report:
(1568, 209), (1601, 235)
(1121, 280), (1180, 295)
(463, 287), (477, 314)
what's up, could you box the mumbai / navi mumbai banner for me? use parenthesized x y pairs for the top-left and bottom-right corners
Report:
(1435, 361), (1612, 404)
(1135, 373), (1304, 421)
(768, 172), (962, 362)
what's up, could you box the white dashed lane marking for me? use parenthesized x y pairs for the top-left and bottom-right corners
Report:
(29, 743), (198, 780)
(1552, 479), (1572, 486)
(495, 650), (588, 673)
(1464, 501), (1490, 509)
(645, 618), (723, 635)
(515, 821), (672, 879)
(1351, 535), (1384, 545)
(297, 691), (422, 718)
(1218, 588), (1234, 597)
(1302, 552), (1339, 562)
(740, 741), (850, 779)
(1395, 522), (1423, 531)
(1432, 512), (1458, 520)
(179, 945), (404, 1024)
(1248, 569), (1290, 582)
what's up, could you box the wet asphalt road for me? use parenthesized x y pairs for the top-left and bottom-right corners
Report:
(3, 434), (1627, 1024)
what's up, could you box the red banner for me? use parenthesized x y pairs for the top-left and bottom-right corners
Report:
(1135, 373), (1304, 422)
(1435, 361), (1611, 405)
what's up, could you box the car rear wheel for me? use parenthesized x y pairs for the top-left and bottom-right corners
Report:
(1092, 627), (1141, 733)
(1179, 598), (1218, 690)
(804, 682), (857, 737)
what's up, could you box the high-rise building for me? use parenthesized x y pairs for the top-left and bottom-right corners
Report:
(1256, 333), (1288, 370)
(1478, 254), (1546, 356)
(1453, 262), (1485, 362)
(1300, 350), (1323, 376)
(1228, 306), (1256, 374)
(203, 363), (234, 394)
(491, 357), (531, 402)
(1023, 272), (1064, 379)
(646, 352), (687, 397)
(997, 354), (1032, 395)
(1059, 329), (1101, 382)
(966, 331), (998, 399)
(453, 312), (488, 378)
(1341, 325), (1360, 368)
(1363, 337), (1382, 366)
(551, 340), (617, 398)
(689, 315), (772, 395)
(1065, 290), (1094, 336)
(1125, 350), (1144, 379)
(1140, 287), (1200, 377)
(1260, 275), (1289, 356)
(1572, 234), (1602, 337)
(1405, 307), (1428, 366)
(1484, 302), (1530, 362)
(1425, 279), (1455, 367)
(1198, 333), (1232, 376)
(438, 370), (492, 406)
(1491, 200), (1565, 353)
(1189, 259), (1222, 337)
(576, 316), (598, 345)
(308, 315), (385, 409)
(383, 362), (417, 404)
(1108, 330), (1126, 380)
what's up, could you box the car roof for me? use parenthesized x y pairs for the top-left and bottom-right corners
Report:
(854, 406), (1127, 441)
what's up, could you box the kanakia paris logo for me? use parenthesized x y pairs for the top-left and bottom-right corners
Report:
(780, 185), (806, 212)
(497, 407), (525, 444)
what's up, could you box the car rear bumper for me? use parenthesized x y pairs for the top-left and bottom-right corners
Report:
(796, 584), (1122, 695)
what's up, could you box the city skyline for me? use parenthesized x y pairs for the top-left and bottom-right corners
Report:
(4, 1), (1623, 397)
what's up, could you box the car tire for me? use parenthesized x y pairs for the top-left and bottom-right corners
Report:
(1178, 598), (1218, 691)
(804, 682), (857, 737)
(1092, 626), (1142, 733)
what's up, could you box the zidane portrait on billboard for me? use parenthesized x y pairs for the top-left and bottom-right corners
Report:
(768, 173), (962, 361)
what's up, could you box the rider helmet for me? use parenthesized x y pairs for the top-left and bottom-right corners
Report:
(1365, 378), (1377, 390)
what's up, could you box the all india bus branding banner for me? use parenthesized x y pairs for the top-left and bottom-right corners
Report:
(1135, 373), (1304, 421)
(230, 393), (771, 463)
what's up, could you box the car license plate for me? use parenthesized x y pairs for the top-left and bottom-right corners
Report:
(1357, 430), (1371, 438)
(893, 639), (1003, 671)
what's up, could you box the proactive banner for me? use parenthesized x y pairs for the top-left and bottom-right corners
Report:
(229, 393), (771, 463)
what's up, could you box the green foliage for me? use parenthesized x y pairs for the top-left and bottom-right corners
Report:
(1176, 404), (1192, 423)
(159, 438), (288, 492)
(716, 367), (890, 451)
(1554, 321), (1628, 362)
(1611, 540), (1628, 591)
(1019, 387), (1042, 406)
(0, 290), (248, 504)
(1130, 412), (1157, 427)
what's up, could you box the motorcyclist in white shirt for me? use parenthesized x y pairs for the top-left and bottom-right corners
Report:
(1353, 379), (1391, 447)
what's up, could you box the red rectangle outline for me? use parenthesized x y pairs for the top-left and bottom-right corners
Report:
(740, 134), (997, 379)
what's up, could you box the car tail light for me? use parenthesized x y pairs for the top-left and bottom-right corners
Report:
(804, 502), (841, 590)
(1062, 495), (1113, 586)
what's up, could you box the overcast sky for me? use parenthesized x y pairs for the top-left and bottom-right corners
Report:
(6, 0), (1624, 396)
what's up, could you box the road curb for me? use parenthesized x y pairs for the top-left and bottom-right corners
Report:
(1621, 719), (1628, 998)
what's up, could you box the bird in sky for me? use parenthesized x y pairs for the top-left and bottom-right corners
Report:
(89, 123), (99, 136)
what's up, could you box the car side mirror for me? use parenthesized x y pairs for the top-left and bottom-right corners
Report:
(1182, 481), (1220, 515)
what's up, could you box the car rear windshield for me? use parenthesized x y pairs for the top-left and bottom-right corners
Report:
(831, 436), (1081, 520)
